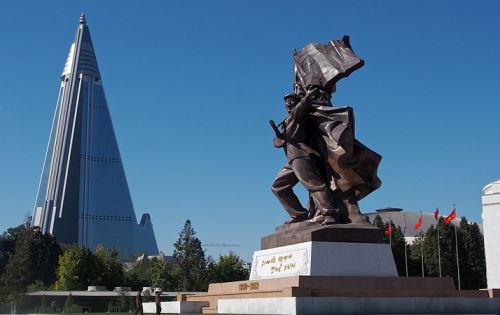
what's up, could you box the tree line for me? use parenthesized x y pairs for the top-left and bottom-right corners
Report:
(0, 219), (249, 310)
(372, 215), (486, 289)
(0, 214), (487, 311)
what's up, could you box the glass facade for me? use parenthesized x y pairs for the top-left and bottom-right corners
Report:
(32, 17), (159, 258)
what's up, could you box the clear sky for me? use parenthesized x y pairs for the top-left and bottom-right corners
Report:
(1, 1), (499, 261)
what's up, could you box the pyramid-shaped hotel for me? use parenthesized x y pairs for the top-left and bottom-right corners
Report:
(32, 15), (158, 258)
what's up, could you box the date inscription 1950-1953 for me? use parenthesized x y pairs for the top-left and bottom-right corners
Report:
(239, 282), (259, 291)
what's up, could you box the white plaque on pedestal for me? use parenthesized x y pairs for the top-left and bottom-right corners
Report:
(251, 244), (310, 279)
(250, 241), (397, 280)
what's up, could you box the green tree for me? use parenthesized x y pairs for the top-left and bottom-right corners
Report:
(55, 246), (99, 290)
(124, 258), (154, 291)
(422, 223), (440, 277)
(390, 225), (407, 276)
(409, 230), (426, 277)
(0, 225), (24, 276)
(422, 218), (467, 281)
(460, 219), (486, 289)
(207, 252), (249, 283)
(438, 218), (466, 288)
(173, 220), (207, 291)
(371, 215), (408, 276)
(0, 234), (32, 292)
(0, 226), (61, 294)
(372, 215), (384, 229)
(435, 219), (452, 278)
(150, 258), (176, 291)
(26, 280), (47, 292)
(418, 217), (473, 289)
(406, 244), (422, 277)
(95, 246), (124, 289)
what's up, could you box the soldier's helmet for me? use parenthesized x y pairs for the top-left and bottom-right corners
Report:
(283, 92), (300, 102)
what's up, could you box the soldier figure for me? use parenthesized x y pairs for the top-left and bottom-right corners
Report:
(270, 37), (382, 226)
(271, 87), (340, 225)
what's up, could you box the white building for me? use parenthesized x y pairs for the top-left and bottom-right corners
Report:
(482, 180), (500, 289)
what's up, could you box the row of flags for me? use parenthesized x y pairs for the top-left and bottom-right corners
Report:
(385, 207), (457, 236)
(383, 207), (461, 287)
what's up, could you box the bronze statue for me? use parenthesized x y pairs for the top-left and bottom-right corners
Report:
(271, 36), (382, 225)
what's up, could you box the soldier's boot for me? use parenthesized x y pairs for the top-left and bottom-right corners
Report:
(309, 208), (341, 225)
(285, 212), (309, 225)
(345, 201), (370, 224)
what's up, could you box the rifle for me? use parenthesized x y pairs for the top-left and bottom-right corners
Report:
(269, 119), (286, 149)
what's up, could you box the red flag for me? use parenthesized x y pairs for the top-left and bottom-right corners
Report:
(414, 212), (423, 230)
(444, 208), (456, 225)
(434, 207), (439, 221)
(384, 221), (393, 236)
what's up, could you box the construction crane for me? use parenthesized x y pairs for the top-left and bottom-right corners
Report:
(202, 242), (240, 248)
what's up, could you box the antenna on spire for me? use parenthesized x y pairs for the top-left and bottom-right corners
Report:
(79, 13), (87, 25)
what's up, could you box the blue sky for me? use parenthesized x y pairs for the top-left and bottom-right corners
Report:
(1, 1), (499, 261)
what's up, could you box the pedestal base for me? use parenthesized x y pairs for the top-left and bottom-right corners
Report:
(218, 296), (500, 315)
(186, 275), (467, 314)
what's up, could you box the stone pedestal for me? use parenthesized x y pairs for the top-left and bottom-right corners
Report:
(251, 222), (397, 280)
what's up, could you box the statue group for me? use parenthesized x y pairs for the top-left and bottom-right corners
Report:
(271, 36), (382, 226)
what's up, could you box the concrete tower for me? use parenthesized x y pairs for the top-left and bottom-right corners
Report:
(32, 15), (159, 258)
(482, 180), (500, 289)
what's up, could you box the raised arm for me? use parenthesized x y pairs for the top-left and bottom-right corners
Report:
(290, 88), (318, 121)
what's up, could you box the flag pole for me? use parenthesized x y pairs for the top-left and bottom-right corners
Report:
(403, 215), (408, 277)
(420, 232), (425, 278)
(414, 211), (424, 277)
(404, 240), (408, 277)
(454, 221), (461, 290)
(389, 222), (392, 246)
(434, 208), (442, 277)
(437, 222), (442, 277)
